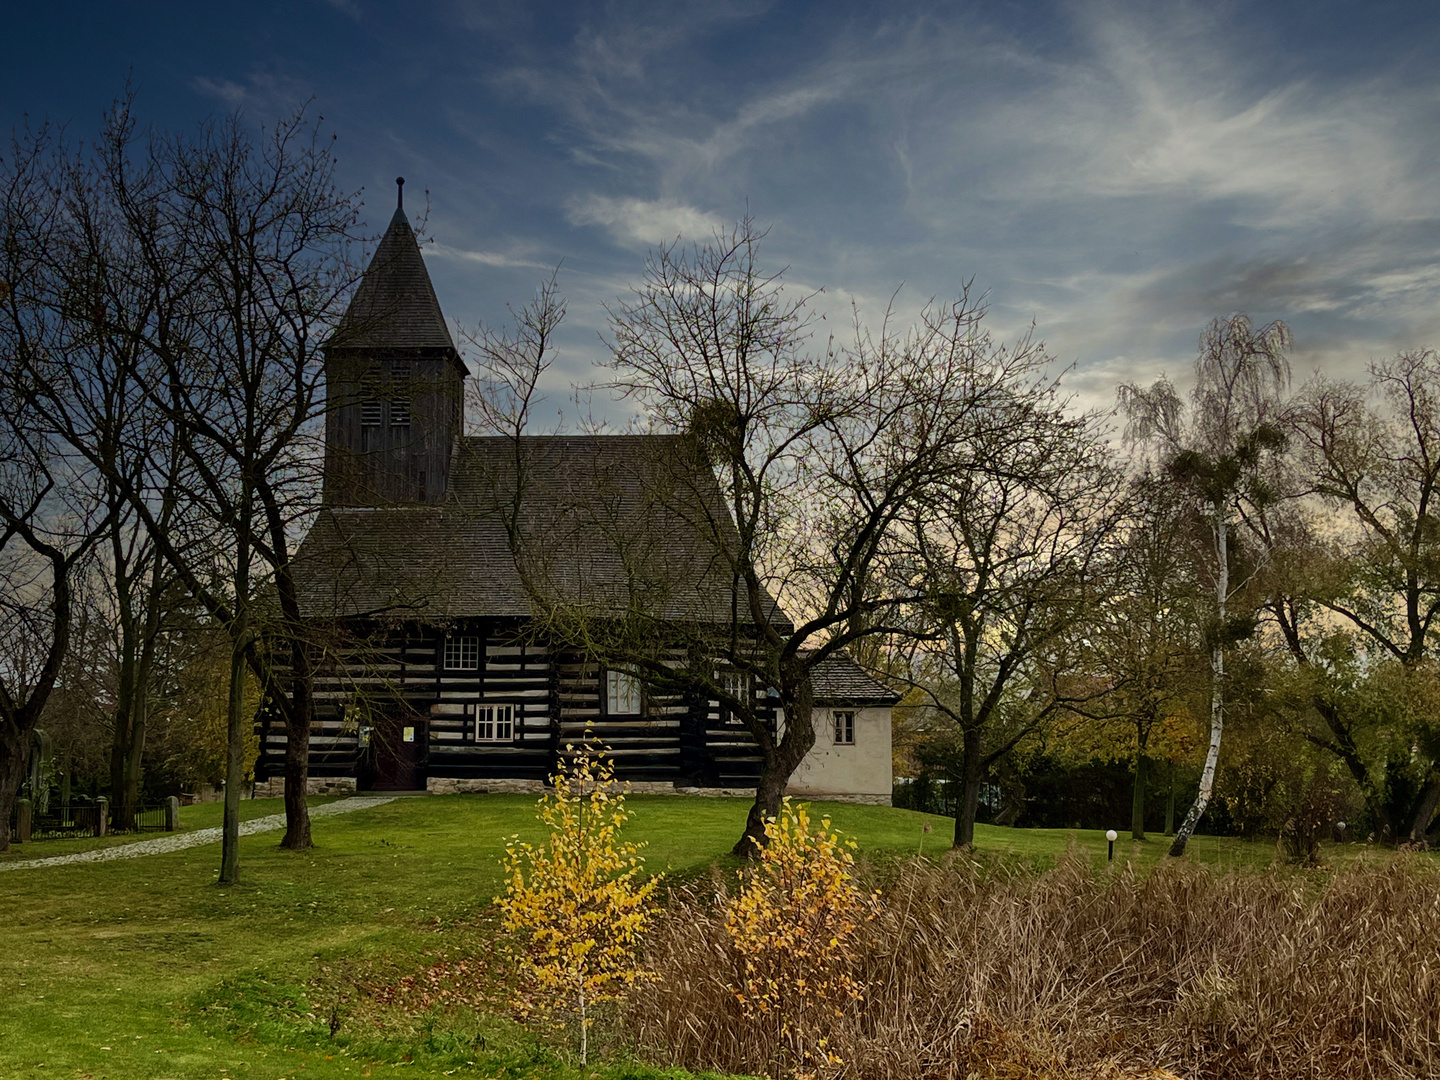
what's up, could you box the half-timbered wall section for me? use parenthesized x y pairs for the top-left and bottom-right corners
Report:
(427, 630), (555, 781)
(256, 626), (774, 791)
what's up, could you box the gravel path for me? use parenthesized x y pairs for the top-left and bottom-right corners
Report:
(0, 795), (398, 871)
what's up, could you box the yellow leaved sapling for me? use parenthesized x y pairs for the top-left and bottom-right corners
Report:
(495, 739), (659, 1064)
(724, 798), (880, 1075)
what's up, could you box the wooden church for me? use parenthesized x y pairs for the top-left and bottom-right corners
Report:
(253, 186), (897, 802)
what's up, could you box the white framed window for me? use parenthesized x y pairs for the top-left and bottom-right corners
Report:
(833, 710), (856, 746)
(444, 635), (480, 670)
(606, 668), (642, 716)
(719, 669), (748, 725)
(472, 703), (514, 742)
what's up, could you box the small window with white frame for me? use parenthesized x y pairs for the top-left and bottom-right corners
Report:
(606, 668), (642, 716)
(833, 709), (856, 746)
(471, 702), (514, 742)
(719, 669), (748, 725)
(444, 635), (480, 670)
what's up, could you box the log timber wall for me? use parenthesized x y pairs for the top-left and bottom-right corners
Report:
(254, 621), (773, 792)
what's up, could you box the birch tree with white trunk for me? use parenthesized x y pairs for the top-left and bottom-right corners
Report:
(1119, 314), (1291, 857)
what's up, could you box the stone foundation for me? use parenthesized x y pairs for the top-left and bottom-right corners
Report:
(426, 777), (550, 795)
(673, 785), (760, 798)
(252, 776), (357, 798)
(251, 776), (888, 805)
(785, 790), (893, 806)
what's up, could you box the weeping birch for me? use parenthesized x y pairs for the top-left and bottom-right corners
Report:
(1119, 315), (1291, 857)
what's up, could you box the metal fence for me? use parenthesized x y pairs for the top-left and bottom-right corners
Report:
(24, 804), (105, 841)
(133, 805), (168, 832)
(7, 800), (174, 842)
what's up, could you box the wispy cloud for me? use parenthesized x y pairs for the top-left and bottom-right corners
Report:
(190, 77), (247, 105)
(385, 1), (1440, 421)
(318, 0), (362, 20)
(427, 241), (552, 271)
(564, 194), (726, 247)
(187, 69), (316, 120)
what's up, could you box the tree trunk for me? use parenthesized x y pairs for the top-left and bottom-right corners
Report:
(117, 562), (164, 831)
(952, 727), (983, 848)
(219, 621), (248, 886)
(731, 672), (816, 859)
(108, 677), (148, 832)
(111, 686), (147, 832)
(1409, 773), (1440, 845)
(734, 758), (789, 858)
(109, 601), (140, 830)
(1309, 696), (1395, 840)
(280, 637), (313, 850)
(1164, 763), (1176, 836)
(271, 544), (315, 848)
(1170, 505), (1227, 858)
(108, 700), (137, 831)
(1130, 752), (1147, 841)
(0, 726), (26, 851)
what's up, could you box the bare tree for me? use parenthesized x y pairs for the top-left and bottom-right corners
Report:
(2, 115), (194, 831)
(504, 221), (1070, 856)
(1, 98), (360, 877)
(1080, 473), (1207, 840)
(111, 107), (360, 877)
(1262, 352), (1440, 843)
(1120, 314), (1291, 857)
(0, 129), (119, 847)
(896, 365), (1125, 847)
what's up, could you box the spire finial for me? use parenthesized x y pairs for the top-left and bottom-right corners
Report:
(396, 176), (405, 211)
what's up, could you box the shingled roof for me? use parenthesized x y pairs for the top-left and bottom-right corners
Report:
(294, 434), (787, 628)
(810, 653), (902, 705)
(328, 206), (456, 352)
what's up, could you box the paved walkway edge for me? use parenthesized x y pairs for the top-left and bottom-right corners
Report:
(0, 796), (398, 871)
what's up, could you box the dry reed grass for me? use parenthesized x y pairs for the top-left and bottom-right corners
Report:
(627, 851), (1440, 1079)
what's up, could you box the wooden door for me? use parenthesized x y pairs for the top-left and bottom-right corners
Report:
(369, 711), (427, 791)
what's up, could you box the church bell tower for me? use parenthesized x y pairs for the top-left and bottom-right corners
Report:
(322, 178), (466, 506)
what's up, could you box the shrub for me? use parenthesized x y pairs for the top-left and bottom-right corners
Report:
(495, 740), (659, 1064)
(723, 798), (879, 1076)
(631, 851), (1440, 1080)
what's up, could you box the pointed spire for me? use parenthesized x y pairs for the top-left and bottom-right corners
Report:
(329, 182), (454, 352)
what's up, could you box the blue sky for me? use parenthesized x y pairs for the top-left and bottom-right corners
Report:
(6, 1), (1440, 422)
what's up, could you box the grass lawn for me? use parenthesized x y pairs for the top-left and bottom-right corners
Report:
(0, 793), (1411, 1080)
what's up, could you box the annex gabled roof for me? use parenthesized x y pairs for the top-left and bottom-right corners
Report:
(810, 653), (902, 706)
(293, 434), (788, 630)
(328, 205), (456, 353)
